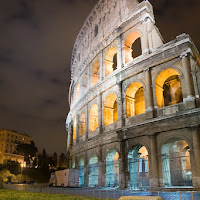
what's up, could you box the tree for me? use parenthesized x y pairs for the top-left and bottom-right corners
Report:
(41, 149), (48, 169)
(58, 153), (67, 169)
(3, 160), (20, 175)
(16, 141), (38, 166)
(52, 152), (58, 168)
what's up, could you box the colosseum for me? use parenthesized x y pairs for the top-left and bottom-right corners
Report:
(66, 0), (200, 190)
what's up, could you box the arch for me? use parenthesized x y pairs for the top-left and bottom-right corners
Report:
(75, 83), (80, 101)
(128, 145), (149, 190)
(79, 112), (85, 137)
(155, 68), (183, 108)
(161, 138), (192, 187)
(88, 155), (99, 187)
(106, 149), (119, 187)
(72, 118), (76, 145)
(104, 94), (118, 126)
(126, 82), (145, 118)
(89, 104), (98, 133)
(125, 31), (142, 63)
(78, 157), (84, 187)
(91, 61), (100, 87)
(105, 47), (117, 76)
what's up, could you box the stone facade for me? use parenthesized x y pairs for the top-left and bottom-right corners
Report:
(66, 0), (200, 190)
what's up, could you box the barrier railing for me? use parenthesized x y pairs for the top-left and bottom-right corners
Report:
(3, 184), (200, 200)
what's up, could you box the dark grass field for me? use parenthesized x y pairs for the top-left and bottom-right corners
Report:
(0, 189), (114, 200)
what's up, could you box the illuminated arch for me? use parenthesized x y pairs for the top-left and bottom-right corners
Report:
(126, 82), (145, 118)
(128, 145), (149, 190)
(161, 138), (192, 187)
(88, 155), (99, 187)
(78, 157), (84, 187)
(89, 104), (98, 133)
(125, 31), (142, 63)
(104, 94), (118, 126)
(105, 47), (117, 76)
(79, 112), (85, 137)
(91, 61), (100, 87)
(155, 68), (183, 108)
(106, 149), (119, 187)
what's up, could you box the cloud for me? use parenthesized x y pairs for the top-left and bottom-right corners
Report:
(0, 48), (13, 63)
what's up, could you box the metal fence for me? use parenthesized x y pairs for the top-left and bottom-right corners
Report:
(3, 184), (200, 200)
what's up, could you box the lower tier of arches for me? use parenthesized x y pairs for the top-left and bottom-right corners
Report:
(69, 125), (200, 189)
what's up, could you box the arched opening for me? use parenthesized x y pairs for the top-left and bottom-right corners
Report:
(78, 158), (84, 187)
(72, 118), (76, 145)
(104, 94), (118, 126)
(126, 82), (145, 118)
(75, 84), (80, 101)
(128, 145), (149, 190)
(125, 31), (142, 63)
(88, 155), (99, 187)
(105, 47), (117, 76)
(91, 61), (100, 87)
(89, 104), (98, 133)
(156, 69), (183, 108)
(161, 139), (192, 187)
(106, 149), (119, 187)
(79, 112), (85, 137)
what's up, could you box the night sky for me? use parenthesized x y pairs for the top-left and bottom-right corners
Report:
(0, 0), (200, 155)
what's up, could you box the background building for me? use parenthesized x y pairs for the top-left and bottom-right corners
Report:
(66, 0), (200, 190)
(0, 129), (32, 164)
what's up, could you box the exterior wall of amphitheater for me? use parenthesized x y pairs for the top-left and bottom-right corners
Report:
(66, 0), (200, 190)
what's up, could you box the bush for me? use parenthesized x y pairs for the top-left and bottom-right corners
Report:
(0, 169), (17, 183)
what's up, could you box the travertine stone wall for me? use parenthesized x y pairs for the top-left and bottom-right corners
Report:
(66, 0), (200, 190)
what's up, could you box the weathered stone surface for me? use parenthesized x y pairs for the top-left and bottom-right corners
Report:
(66, 0), (200, 190)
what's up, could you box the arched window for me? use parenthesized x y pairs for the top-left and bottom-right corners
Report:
(106, 149), (119, 187)
(126, 82), (145, 118)
(104, 94), (118, 126)
(78, 158), (84, 187)
(88, 155), (99, 187)
(79, 112), (85, 137)
(91, 61), (100, 87)
(105, 47), (117, 76)
(89, 104), (98, 133)
(125, 31), (142, 63)
(72, 118), (76, 145)
(156, 69), (183, 108)
(128, 145), (149, 190)
(161, 139), (192, 187)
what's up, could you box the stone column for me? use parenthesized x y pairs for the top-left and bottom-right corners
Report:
(98, 145), (104, 187)
(117, 35), (123, 69)
(190, 150), (197, 187)
(192, 126), (200, 186)
(84, 151), (89, 187)
(100, 50), (104, 81)
(98, 93), (103, 133)
(88, 66), (91, 90)
(75, 115), (79, 144)
(145, 68), (154, 119)
(117, 81), (125, 127)
(85, 103), (89, 140)
(181, 53), (195, 109)
(141, 18), (149, 54)
(149, 135), (159, 188)
(119, 139), (126, 189)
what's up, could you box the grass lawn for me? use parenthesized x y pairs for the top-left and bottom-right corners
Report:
(0, 189), (113, 200)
